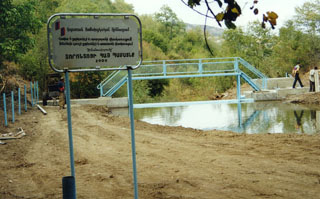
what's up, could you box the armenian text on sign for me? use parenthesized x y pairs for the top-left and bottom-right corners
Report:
(51, 18), (140, 69)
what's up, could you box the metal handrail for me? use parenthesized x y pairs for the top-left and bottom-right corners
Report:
(98, 57), (267, 96)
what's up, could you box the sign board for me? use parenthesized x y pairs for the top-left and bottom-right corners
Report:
(47, 14), (142, 72)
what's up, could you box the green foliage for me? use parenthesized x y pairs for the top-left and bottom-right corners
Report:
(220, 21), (278, 76)
(143, 30), (168, 53)
(13, 0), (320, 104)
(154, 5), (186, 39)
(171, 28), (216, 58)
(36, 0), (60, 23)
(16, 0), (60, 91)
(147, 79), (169, 97)
(0, 0), (42, 68)
(132, 80), (152, 103)
(112, 0), (134, 13)
(19, 27), (50, 84)
(294, 0), (320, 34)
(70, 72), (104, 98)
(142, 41), (167, 61)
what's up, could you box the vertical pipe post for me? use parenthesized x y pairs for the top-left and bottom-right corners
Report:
(237, 102), (243, 132)
(30, 82), (33, 107)
(18, 87), (21, 115)
(11, 91), (14, 123)
(3, 93), (8, 127)
(100, 86), (103, 97)
(65, 71), (77, 199)
(34, 81), (37, 105)
(24, 85), (27, 112)
(163, 60), (166, 76)
(237, 74), (241, 101)
(127, 68), (139, 199)
(36, 81), (39, 104)
(199, 59), (203, 74)
(235, 58), (241, 102)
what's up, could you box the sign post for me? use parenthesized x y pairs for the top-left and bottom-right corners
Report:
(47, 13), (142, 199)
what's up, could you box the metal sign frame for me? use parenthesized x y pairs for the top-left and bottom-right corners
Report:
(47, 13), (143, 72)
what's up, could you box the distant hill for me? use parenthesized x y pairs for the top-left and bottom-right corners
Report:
(185, 23), (224, 37)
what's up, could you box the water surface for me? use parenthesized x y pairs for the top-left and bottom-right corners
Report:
(128, 101), (320, 134)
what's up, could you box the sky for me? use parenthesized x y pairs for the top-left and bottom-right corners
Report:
(123, 0), (309, 29)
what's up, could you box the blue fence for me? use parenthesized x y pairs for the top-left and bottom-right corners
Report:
(1, 81), (39, 127)
(97, 57), (268, 97)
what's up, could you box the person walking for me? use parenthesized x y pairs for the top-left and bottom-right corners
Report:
(58, 76), (65, 109)
(292, 62), (304, 88)
(309, 66), (318, 92)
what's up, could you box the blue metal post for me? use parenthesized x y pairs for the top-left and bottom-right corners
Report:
(24, 85), (27, 112)
(235, 58), (241, 102)
(234, 57), (239, 71)
(127, 68), (139, 199)
(11, 91), (14, 123)
(199, 59), (203, 74)
(36, 81), (39, 104)
(100, 87), (103, 97)
(34, 81), (37, 105)
(3, 93), (8, 127)
(18, 87), (21, 115)
(30, 82), (33, 107)
(65, 71), (77, 199)
(237, 102), (243, 132)
(237, 74), (241, 101)
(163, 60), (166, 76)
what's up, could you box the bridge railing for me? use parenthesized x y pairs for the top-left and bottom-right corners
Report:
(133, 57), (237, 77)
(97, 57), (268, 96)
(97, 68), (127, 97)
(237, 57), (268, 89)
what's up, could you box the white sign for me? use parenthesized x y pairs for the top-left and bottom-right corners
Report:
(51, 18), (140, 69)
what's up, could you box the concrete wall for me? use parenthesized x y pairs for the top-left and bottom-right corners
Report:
(253, 77), (294, 89)
(244, 87), (310, 101)
(44, 97), (129, 108)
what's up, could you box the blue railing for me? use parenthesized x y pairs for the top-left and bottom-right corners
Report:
(238, 58), (268, 89)
(97, 57), (267, 97)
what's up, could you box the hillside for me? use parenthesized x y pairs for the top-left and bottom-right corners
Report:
(185, 23), (224, 37)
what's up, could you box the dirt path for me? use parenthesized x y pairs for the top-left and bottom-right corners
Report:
(1, 104), (320, 199)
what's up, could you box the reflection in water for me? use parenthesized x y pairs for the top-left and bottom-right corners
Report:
(294, 110), (304, 133)
(110, 101), (320, 134)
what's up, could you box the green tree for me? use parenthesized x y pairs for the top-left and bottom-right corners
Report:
(294, 0), (320, 67)
(147, 79), (169, 97)
(154, 5), (186, 39)
(18, 0), (61, 91)
(294, 0), (320, 34)
(0, 0), (41, 69)
(143, 29), (168, 53)
(221, 21), (277, 75)
(70, 72), (104, 98)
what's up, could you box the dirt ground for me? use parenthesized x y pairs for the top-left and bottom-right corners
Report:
(1, 100), (320, 199)
(1, 69), (320, 199)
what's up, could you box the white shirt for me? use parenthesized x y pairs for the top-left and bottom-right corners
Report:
(310, 69), (316, 82)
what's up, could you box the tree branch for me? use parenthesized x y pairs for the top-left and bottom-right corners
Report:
(204, 9), (214, 56)
(204, 0), (222, 27)
(180, 0), (217, 22)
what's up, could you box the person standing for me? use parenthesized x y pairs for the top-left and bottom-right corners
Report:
(309, 66), (318, 92)
(292, 62), (304, 88)
(58, 76), (65, 109)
